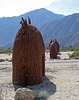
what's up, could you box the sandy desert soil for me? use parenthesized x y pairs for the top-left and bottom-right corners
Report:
(0, 53), (12, 60)
(0, 51), (79, 100)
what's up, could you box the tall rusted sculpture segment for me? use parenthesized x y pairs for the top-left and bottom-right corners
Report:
(49, 39), (59, 59)
(12, 17), (45, 86)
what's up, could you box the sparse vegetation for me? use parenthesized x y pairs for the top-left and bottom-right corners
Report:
(0, 48), (12, 54)
(45, 46), (49, 50)
(69, 46), (79, 51)
(68, 46), (79, 58)
(60, 47), (68, 52)
(0, 59), (5, 62)
(69, 51), (79, 58)
(5, 58), (9, 61)
(0, 48), (12, 62)
(0, 58), (12, 62)
(35, 91), (49, 100)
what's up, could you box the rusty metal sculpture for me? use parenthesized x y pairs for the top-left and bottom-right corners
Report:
(12, 17), (45, 86)
(49, 39), (52, 48)
(49, 39), (59, 59)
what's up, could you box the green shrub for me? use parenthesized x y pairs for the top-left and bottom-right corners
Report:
(60, 47), (68, 52)
(35, 91), (49, 100)
(69, 51), (79, 58)
(60, 50), (67, 52)
(0, 49), (12, 54)
(68, 46), (79, 58)
(69, 46), (79, 51)
(0, 50), (7, 54)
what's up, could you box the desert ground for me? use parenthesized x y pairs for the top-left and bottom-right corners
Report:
(0, 51), (79, 100)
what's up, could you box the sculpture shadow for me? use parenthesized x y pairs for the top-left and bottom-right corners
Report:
(13, 76), (56, 96)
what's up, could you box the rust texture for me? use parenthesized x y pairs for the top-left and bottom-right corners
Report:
(12, 17), (45, 86)
(49, 39), (52, 48)
(49, 39), (59, 59)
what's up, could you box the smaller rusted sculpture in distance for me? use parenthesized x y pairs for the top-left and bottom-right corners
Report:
(49, 39), (52, 48)
(49, 39), (59, 59)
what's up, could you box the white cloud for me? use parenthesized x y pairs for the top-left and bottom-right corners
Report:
(0, 0), (58, 17)
(0, 0), (77, 17)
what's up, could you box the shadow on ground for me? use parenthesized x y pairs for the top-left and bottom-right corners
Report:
(0, 76), (56, 98)
(14, 76), (56, 96)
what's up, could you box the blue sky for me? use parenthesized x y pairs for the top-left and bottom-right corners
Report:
(0, 0), (79, 17)
(47, 0), (79, 15)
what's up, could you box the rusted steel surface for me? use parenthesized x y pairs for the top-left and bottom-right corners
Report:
(49, 39), (59, 59)
(49, 39), (52, 48)
(12, 17), (45, 86)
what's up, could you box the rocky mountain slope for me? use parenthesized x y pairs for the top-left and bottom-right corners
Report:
(0, 8), (64, 48)
(39, 13), (79, 47)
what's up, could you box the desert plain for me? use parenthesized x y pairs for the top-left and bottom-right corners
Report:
(0, 51), (79, 100)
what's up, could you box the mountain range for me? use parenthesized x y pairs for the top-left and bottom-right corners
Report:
(0, 8), (64, 49)
(0, 8), (79, 49)
(39, 13), (79, 47)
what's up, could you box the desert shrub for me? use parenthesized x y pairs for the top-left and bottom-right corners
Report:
(60, 47), (68, 52)
(6, 48), (12, 53)
(0, 49), (12, 54)
(45, 46), (49, 50)
(0, 50), (7, 54)
(69, 46), (79, 51)
(0, 59), (5, 62)
(69, 51), (79, 58)
(68, 46), (79, 58)
(35, 91), (49, 100)
(5, 58), (12, 62)
(5, 58), (9, 61)
(60, 50), (67, 52)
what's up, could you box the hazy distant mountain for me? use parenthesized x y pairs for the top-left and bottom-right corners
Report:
(56, 32), (79, 47)
(39, 13), (79, 47)
(0, 8), (64, 48)
(1, 8), (79, 48)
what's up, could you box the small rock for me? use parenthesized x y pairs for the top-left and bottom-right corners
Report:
(15, 88), (35, 100)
